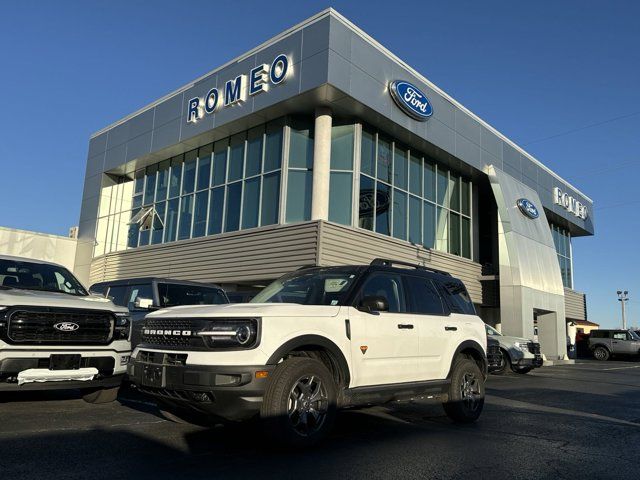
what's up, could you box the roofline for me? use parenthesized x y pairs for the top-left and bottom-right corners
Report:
(91, 7), (593, 203)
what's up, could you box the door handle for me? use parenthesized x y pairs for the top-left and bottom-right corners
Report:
(397, 324), (414, 330)
(445, 326), (458, 331)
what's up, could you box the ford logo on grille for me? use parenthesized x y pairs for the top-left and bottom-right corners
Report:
(54, 322), (80, 332)
(517, 198), (540, 219)
(389, 80), (433, 121)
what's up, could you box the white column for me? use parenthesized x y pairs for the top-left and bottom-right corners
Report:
(311, 107), (332, 221)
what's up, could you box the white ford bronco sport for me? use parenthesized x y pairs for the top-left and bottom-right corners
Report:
(128, 259), (487, 445)
(0, 255), (132, 403)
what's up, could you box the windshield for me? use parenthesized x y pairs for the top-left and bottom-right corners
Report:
(485, 324), (502, 336)
(0, 259), (87, 296)
(251, 267), (361, 305)
(629, 330), (640, 341)
(158, 283), (228, 307)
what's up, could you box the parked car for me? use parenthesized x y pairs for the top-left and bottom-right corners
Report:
(90, 277), (229, 347)
(589, 329), (640, 361)
(128, 258), (488, 447)
(0, 255), (131, 402)
(486, 337), (503, 373)
(485, 324), (543, 374)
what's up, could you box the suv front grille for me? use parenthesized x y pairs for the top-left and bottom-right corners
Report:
(5, 307), (114, 345)
(139, 318), (212, 350)
(527, 342), (541, 355)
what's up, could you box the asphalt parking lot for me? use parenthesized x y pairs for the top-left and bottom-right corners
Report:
(1, 360), (639, 480)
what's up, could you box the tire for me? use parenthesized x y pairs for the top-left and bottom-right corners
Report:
(512, 367), (532, 374)
(443, 357), (485, 423)
(593, 346), (610, 361)
(492, 349), (511, 375)
(261, 357), (337, 448)
(82, 386), (119, 404)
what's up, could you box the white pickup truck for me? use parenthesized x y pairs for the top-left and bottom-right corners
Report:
(0, 255), (131, 403)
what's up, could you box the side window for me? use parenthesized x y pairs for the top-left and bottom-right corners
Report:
(358, 273), (407, 313)
(439, 280), (475, 315)
(127, 284), (154, 310)
(405, 276), (445, 315)
(613, 332), (627, 340)
(107, 285), (128, 307)
(90, 284), (107, 296)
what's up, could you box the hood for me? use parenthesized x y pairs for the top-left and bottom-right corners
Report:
(497, 335), (534, 345)
(147, 302), (341, 319)
(0, 288), (127, 313)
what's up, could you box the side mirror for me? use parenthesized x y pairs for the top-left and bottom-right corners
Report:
(359, 295), (389, 313)
(134, 297), (155, 310)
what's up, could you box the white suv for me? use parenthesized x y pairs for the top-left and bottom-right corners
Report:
(128, 259), (487, 445)
(0, 255), (131, 403)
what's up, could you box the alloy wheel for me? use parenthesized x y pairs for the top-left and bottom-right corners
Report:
(287, 375), (329, 437)
(460, 372), (481, 412)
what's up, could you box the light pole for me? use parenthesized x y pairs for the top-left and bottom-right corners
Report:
(617, 291), (629, 329)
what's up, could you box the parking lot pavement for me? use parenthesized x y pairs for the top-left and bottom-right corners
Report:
(1, 361), (639, 480)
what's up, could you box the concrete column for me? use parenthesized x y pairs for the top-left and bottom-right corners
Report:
(311, 107), (332, 221)
(538, 312), (567, 360)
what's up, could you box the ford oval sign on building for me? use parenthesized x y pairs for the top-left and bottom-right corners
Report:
(389, 80), (433, 121)
(517, 198), (540, 219)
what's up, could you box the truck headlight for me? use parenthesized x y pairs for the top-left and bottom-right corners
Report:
(198, 319), (259, 349)
(113, 312), (132, 341)
(513, 342), (525, 351)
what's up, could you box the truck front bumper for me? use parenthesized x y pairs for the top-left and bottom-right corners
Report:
(128, 352), (275, 422)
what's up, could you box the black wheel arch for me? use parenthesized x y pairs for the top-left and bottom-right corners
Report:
(448, 340), (487, 379)
(591, 343), (611, 352)
(267, 335), (351, 387)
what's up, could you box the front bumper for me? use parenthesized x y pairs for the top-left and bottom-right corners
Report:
(514, 356), (543, 368)
(128, 352), (275, 422)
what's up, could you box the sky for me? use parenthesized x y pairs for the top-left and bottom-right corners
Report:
(0, 1), (638, 328)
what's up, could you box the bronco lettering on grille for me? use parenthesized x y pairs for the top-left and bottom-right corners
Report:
(143, 329), (193, 336)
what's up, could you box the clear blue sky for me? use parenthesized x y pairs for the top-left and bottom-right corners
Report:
(0, 1), (638, 328)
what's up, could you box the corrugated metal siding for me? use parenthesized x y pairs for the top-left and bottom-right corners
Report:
(564, 288), (587, 321)
(89, 222), (319, 286)
(318, 222), (484, 304)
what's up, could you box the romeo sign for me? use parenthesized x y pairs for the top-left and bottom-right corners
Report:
(553, 187), (588, 220)
(186, 54), (291, 124)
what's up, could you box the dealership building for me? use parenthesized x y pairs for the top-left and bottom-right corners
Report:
(76, 9), (594, 359)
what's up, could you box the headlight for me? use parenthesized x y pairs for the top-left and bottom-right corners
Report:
(198, 319), (259, 349)
(513, 342), (524, 350)
(113, 312), (132, 341)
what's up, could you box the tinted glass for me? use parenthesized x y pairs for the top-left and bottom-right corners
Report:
(196, 145), (212, 191)
(0, 259), (87, 296)
(213, 140), (228, 186)
(264, 121), (282, 172)
(392, 189), (407, 240)
(409, 154), (422, 196)
(393, 146), (408, 190)
(143, 167), (157, 205)
(241, 176), (260, 229)
(289, 118), (314, 169)
(261, 172), (280, 226)
(409, 195), (422, 244)
(361, 128), (376, 176)
(329, 172), (352, 226)
(461, 179), (470, 216)
(436, 206), (448, 252)
(151, 201), (166, 244)
(450, 212), (461, 256)
(437, 168), (448, 206)
(228, 133), (245, 182)
(286, 170), (312, 222)
(192, 190), (209, 238)
(440, 280), (475, 315)
(375, 181), (391, 236)
(225, 182), (242, 232)
(246, 126), (263, 177)
(178, 194), (194, 240)
(358, 174), (375, 231)
(423, 201), (435, 249)
(377, 137), (392, 183)
(165, 198), (179, 242)
(155, 160), (170, 201)
(168, 157), (182, 198)
(331, 124), (354, 170)
(127, 284), (154, 311)
(359, 273), (407, 313)
(207, 187), (224, 235)
(423, 160), (435, 201)
(158, 283), (228, 307)
(107, 285), (128, 306)
(182, 150), (197, 194)
(406, 276), (445, 315)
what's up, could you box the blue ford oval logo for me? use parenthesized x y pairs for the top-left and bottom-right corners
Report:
(517, 198), (539, 219)
(389, 80), (433, 121)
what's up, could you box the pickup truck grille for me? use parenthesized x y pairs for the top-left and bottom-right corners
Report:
(487, 343), (502, 368)
(139, 318), (210, 350)
(527, 342), (541, 355)
(5, 307), (114, 345)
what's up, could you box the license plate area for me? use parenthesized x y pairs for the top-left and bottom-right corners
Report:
(49, 354), (82, 371)
(142, 365), (164, 388)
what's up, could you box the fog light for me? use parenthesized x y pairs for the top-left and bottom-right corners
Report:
(120, 355), (130, 366)
(255, 370), (269, 379)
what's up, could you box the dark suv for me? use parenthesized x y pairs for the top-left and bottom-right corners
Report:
(589, 329), (640, 361)
(90, 278), (229, 346)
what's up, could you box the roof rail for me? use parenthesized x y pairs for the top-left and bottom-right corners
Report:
(369, 258), (451, 276)
(296, 264), (318, 271)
